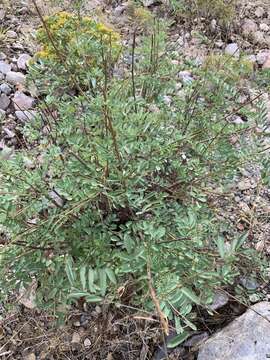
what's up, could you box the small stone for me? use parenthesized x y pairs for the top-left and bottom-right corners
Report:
(255, 7), (265, 17)
(15, 110), (37, 122)
(263, 54), (270, 69)
(25, 353), (36, 360)
(239, 276), (259, 290)
(13, 91), (35, 110)
(256, 51), (270, 65)
(113, 5), (126, 16)
(0, 10), (5, 20)
(6, 30), (17, 39)
(231, 115), (245, 124)
(0, 94), (10, 110)
(0, 52), (7, 60)
(163, 95), (172, 106)
(225, 43), (240, 58)
(178, 70), (194, 84)
(71, 332), (81, 344)
(253, 31), (265, 44)
(143, 0), (157, 6)
(260, 23), (269, 32)
(84, 338), (91, 348)
(17, 54), (31, 70)
(242, 19), (258, 35)
(0, 83), (12, 95)
(0, 61), (11, 75)
(6, 71), (26, 86)
(209, 291), (229, 311)
(238, 179), (252, 191)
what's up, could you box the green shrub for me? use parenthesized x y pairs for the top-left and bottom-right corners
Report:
(0, 13), (265, 339)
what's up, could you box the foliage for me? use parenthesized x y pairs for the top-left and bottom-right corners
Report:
(0, 12), (266, 339)
(168, 0), (236, 25)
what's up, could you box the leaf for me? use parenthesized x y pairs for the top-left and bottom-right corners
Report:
(216, 236), (225, 259)
(88, 268), (95, 293)
(80, 265), (87, 290)
(85, 294), (103, 303)
(65, 257), (75, 285)
(167, 331), (190, 348)
(180, 287), (200, 305)
(105, 268), (117, 284)
(99, 269), (107, 296)
(68, 291), (89, 299)
(231, 232), (248, 253)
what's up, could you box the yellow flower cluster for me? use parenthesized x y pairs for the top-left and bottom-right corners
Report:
(35, 12), (121, 62)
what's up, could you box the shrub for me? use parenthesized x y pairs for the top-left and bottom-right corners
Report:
(0, 12), (265, 340)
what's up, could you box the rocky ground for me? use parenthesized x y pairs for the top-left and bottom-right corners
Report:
(0, 0), (270, 359)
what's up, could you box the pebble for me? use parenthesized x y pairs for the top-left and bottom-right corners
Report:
(0, 83), (12, 95)
(225, 43), (240, 58)
(260, 23), (269, 32)
(6, 71), (26, 86)
(84, 338), (91, 348)
(6, 30), (17, 39)
(0, 94), (11, 111)
(71, 332), (81, 344)
(0, 52), (7, 61)
(256, 50), (269, 65)
(0, 61), (11, 75)
(209, 291), (229, 311)
(12, 91), (35, 110)
(255, 7), (265, 18)
(253, 31), (265, 44)
(239, 276), (259, 290)
(15, 110), (37, 122)
(242, 19), (258, 35)
(17, 54), (31, 70)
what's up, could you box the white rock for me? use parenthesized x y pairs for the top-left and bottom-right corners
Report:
(255, 6), (265, 17)
(17, 54), (31, 70)
(198, 302), (270, 360)
(260, 23), (269, 32)
(6, 30), (17, 39)
(0, 61), (11, 75)
(225, 43), (240, 58)
(6, 71), (26, 86)
(178, 70), (194, 84)
(256, 51), (270, 65)
(12, 91), (35, 110)
(84, 338), (91, 348)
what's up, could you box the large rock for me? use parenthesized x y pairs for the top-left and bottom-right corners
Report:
(6, 71), (26, 86)
(12, 91), (35, 110)
(198, 302), (270, 360)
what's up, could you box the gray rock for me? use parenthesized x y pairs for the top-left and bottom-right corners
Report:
(209, 291), (229, 311)
(143, 0), (157, 6)
(225, 43), (240, 58)
(0, 83), (12, 95)
(0, 109), (5, 120)
(0, 73), (4, 81)
(242, 19), (258, 35)
(0, 94), (11, 110)
(198, 302), (270, 360)
(253, 31), (265, 45)
(15, 110), (37, 122)
(12, 91), (35, 110)
(6, 71), (26, 86)
(17, 54), (31, 70)
(255, 7), (265, 18)
(0, 61), (11, 75)
(0, 52), (7, 61)
(239, 277), (259, 290)
(6, 30), (17, 39)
